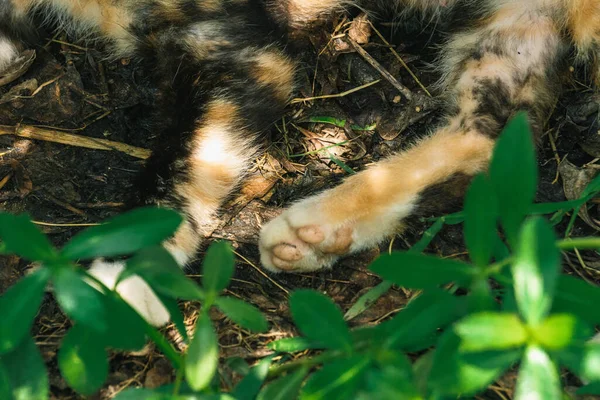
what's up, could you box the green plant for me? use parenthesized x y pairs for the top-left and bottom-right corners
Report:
(1, 112), (599, 399)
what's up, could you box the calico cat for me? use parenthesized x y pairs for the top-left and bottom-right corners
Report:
(1, 0), (599, 326)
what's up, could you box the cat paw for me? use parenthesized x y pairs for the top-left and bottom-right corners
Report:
(88, 259), (170, 327)
(259, 197), (355, 273)
(0, 36), (35, 86)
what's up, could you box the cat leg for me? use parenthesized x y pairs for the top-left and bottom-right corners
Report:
(566, 0), (600, 85)
(259, 1), (568, 272)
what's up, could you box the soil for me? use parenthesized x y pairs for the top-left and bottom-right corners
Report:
(0, 12), (598, 400)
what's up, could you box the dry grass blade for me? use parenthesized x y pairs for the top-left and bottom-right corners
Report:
(0, 124), (151, 159)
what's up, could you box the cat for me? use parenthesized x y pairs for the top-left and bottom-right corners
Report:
(1, 0), (599, 326)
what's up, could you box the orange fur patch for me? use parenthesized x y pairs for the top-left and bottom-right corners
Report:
(252, 50), (295, 101)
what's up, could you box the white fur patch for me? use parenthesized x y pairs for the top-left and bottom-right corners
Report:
(0, 36), (19, 72)
(88, 259), (170, 327)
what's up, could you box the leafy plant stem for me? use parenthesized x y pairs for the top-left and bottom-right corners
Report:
(173, 364), (185, 395)
(557, 237), (600, 251)
(485, 257), (513, 276)
(267, 351), (342, 379)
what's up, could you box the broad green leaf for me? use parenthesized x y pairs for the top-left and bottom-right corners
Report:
(468, 277), (497, 313)
(515, 345), (560, 400)
(379, 289), (466, 350)
(62, 207), (183, 260)
(102, 294), (147, 351)
(345, 281), (392, 321)
(362, 353), (421, 400)
(454, 312), (527, 352)
(0, 361), (11, 399)
(114, 389), (234, 400)
(464, 174), (498, 267)
(529, 200), (583, 215)
(0, 268), (50, 354)
(577, 382), (600, 396)
(428, 331), (519, 396)
(370, 252), (474, 289)
(202, 241), (234, 300)
(58, 325), (108, 395)
(300, 356), (370, 400)
(215, 297), (268, 332)
(0, 213), (58, 262)
(581, 173), (600, 199)
(553, 275), (600, 324)
(185, 312), (218, 392)
(53, 267), (107, 333)
(122, 246), (204, 300)
(559, 342), (600, 382)
(233, 356), (273, 400)
(512, 218), (560, 325)
(289, 290), (351, 352)
(489, 112), (537, 244)
(2, 336), (49, 400)
(532, 314), (591, 350)
(268, 337), (323, 352)
(258, 367), (308, 400)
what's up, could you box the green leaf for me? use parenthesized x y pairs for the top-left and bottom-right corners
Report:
(156, 294), (188, 343)
(0, 213), (58, 262)
(532, 314), (591, 350)
(202, 242), (235, 300)
(370, 252), (474, 289)
(558, 342), (600, 382)
(258, 367), (308, 400)
(2, 336), (49, 400)
(553, 275), (600, 324)
(344, 281), (392, 321)
(512, 218), (560, 325)
(102, 294), (148, 351)
(62, 207), (183, 260)
(185, 312), (218, 392)
(454, 312), (527, 352)
(489, 112), (537, 244)
(58, 325), (108, 395)
(0, 268), (50, 354)
(268, 337), (322, 352)
(0, 361), (11, 399)
(464, 174), (498, 267)
(515, 345), (561, 400)
(53, 267), (107, 333)
(121, 246), (204, 300)
(577, 382), (600, 396)
(289, 290), (352, 352)
(300, 356), (370, 400)
(215, 297), (268, 332)
(581, 173), (600, 199)
(233, 356), (272, 400)
(379, 289), (466, 350)
(362, 353), (420, 400)
(428, 331), (520, 396)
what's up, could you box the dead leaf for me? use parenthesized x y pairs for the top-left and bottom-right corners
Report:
(558, 158), (600, 231)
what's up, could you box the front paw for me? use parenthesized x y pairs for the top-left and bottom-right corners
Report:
(88, 259), (170, 327)
(259, 196), (355, 273)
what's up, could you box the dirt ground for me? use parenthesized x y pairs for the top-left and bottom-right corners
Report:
(0, 13), (599, 400)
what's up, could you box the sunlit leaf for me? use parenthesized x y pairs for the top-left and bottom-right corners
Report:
(559, 342), (600, 382)
(454, 312), (526, 352)
(1, 336), (48, 400)
(268, 337), (323, 353)
(290, 290), (351, 352)
(512, 218), (560, 325)
(58, 325), (108, 395)
(185, 312), (218, 392)
(0, 268), (50, 354)
(62, 207), (183, 260)
(533, 314), (591, 350)
(515, 345), (560, 400)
